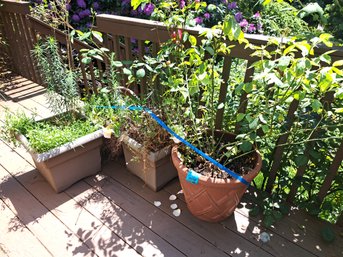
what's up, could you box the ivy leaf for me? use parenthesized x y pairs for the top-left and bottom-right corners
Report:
(123, 68), (132, 76)
(217, 103), (224, 110)
(81, 56), (91, 64)
(311, 99), (322, 112)
(295, 154), (308, 167)
(333, 60), (343, 67)
(189, 35), (197, 46)
(91, 31), (103, 43)
(263, 214), (275, 228)
(112, 61), (123, 67)
(236, 113), (245, 122)
(136, 68), (145, 78)
(249, 118), (259, 130)
(240, 141), (253, 152)
(249, 206), (260, 217)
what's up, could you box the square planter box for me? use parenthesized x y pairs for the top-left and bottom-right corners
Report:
(121, 134), (177, 191)
(16, 115), (103, 193)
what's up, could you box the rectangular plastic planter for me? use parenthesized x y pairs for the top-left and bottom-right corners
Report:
(16, 117), (103, 193)
(121, 134), (177, 191)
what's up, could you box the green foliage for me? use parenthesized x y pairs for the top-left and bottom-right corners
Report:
(1, 110), (35, 146)
(2, 112), (97, 153)
(325, 1), (343, 41)
(262, 1), (312, 36)
(32, 37), (79, 113)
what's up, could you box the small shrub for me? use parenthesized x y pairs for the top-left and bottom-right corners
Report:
(261, 1), (311, 37)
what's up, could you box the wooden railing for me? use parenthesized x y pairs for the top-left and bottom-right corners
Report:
(0, 0), (342, 223)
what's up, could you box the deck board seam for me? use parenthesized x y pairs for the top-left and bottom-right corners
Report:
(103, 170), (241, 257)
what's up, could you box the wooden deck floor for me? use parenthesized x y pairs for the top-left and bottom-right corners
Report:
(0, 72), (342, 257)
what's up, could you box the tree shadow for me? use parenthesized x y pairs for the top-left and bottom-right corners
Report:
(223, 189), (343, 257)
(68, 175), (166, 257)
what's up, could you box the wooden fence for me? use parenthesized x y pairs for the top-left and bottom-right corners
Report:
(0, 0), (342, 223)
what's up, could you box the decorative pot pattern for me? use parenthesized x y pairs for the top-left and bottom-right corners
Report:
(171, 134), (262, 222)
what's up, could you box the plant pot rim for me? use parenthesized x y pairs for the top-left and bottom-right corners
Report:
(121, 133), (171, 162)
(16, 129), (103, 163)
(171, 143), (262, 186)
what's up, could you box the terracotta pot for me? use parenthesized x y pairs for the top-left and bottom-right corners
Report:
(171, 132), (262, 222)
(122, 134), (178, 191)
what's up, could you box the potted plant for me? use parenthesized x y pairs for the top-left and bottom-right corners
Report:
(121, 108), (178, 191)
(1, 37), (103, 193)
(144, 4), (263, 222)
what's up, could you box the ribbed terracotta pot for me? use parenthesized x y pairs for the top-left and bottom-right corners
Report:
(171, 132), (262, 222)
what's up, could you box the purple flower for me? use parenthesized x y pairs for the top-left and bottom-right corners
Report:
(71, 14), (80, 23)
(194, 17), (203, 25)
(137, 6), (143, 14)
(93, 2), (100, 11)
(234, 12), (243, 22)
(228, 2), (237, 10)
(77, 0), (86, 9)
(86, 22), (93, 29)
(79, 9), (91, 19)
(239, 19), (248, 27)
(130, 9), (138, 16)
(257, 22), (263, 32)
(204, 13), (211, 19)
(122, 0), (131, 5)
(179, 0), (186, 9)
(35, 0), (43, 4)
(247, 23), (256, 33)
(144, 3), (154, 16)
(253, 12), (261, 19)
(66, 3), (71, 11)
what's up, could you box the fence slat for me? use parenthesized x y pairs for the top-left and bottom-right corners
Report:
(234, 60), (254, 134)
(16, 13), (37, 82)
(318, 140), (343, 202)
(266, 99), (300, 193)
(215, 57), (232, 130)
(2, 13), (21, 74)
(287, 130), (319, 202)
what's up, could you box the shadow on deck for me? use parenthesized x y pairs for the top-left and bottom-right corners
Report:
(0, 72), (342, 257)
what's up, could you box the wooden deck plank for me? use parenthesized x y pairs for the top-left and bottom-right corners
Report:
(0, 184), (53, 257)
(0, 140), (144, 257)
(85, 169), (230, 257)
(241, 189), (343, 257)
(66, 180), (185, 257)
(0, 139), (185, 256)
(16, 168), (142, 257)
(103, 160), (274, 257)
(164, 180), (342, 257)
(0, 143), (97, 257)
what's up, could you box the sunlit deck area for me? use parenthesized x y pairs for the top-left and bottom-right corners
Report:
(0, 70), (342, 257)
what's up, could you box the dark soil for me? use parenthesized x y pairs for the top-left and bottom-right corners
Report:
(179, 145), (257, 179)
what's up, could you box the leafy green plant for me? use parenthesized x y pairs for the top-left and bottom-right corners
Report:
(261, 0), (312, 37)
(32, 37), (79, 113)
(2, 111), (97, 153)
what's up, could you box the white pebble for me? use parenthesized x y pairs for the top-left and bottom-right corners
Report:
(154, 201), (161, 207)
(173, 209), (181, 217)
(169, 194), (177, 200)
(259, 232), (270, 243)
(170, 203), (178, 209)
